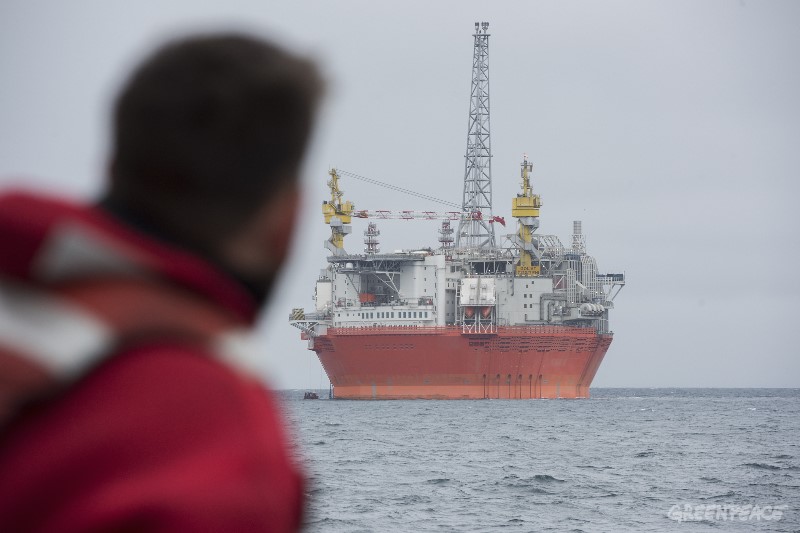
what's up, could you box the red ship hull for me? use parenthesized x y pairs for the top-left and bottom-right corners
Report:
(310, 326), (612, 399)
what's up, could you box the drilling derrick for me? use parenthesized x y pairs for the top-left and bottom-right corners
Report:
(456, 21), (496, 251)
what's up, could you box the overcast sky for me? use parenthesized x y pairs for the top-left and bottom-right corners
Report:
(2, 0), (798, 388)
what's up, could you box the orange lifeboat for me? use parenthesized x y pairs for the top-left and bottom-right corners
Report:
(481, 306), (492, 318)
(464, 307), (475, 318)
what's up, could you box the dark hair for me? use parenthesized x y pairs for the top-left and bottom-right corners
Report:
(108, 33), (323, 250)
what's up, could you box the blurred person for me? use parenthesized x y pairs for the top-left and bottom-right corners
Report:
(0, 33), (323, 531)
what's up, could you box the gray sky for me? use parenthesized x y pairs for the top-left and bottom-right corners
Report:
(2, 0), (798, 388)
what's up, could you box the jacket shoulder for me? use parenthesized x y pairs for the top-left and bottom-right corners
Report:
(0, 343), (304, 532)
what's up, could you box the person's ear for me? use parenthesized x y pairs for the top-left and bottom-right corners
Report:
(260, 184), (301, 268)
(220, 182), (301, 278)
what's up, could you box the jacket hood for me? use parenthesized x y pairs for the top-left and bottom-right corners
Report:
(0, 191), (258, 323)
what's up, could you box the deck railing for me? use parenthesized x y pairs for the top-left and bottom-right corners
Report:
(327, 325), (604, 337)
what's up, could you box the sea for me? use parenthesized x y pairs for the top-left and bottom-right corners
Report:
(282, 389), (799, 532)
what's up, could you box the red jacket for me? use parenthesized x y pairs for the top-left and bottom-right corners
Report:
(0, 191), (303, 532)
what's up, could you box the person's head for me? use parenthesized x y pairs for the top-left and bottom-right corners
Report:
(107, 32), (323, 292)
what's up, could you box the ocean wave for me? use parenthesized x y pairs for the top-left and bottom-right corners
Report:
(532, 474), (565, 482)
(702, 490), (739, 500)
(742, 462), (783, 470)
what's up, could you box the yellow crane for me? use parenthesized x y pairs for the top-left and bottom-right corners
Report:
(322, 168), (354, 255)
(511, 156), (542, 276)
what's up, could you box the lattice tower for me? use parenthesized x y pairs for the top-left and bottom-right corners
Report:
(364, 222), (380, 254)
(456, 21), (496, 250)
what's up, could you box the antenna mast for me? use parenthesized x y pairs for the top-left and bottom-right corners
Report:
(456, 21), (495, 250)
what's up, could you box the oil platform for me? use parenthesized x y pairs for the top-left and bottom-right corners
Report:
(290, 22), (625, 399)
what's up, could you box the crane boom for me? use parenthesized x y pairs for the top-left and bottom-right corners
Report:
(353, 209), (505, 225)
(353, 210), (461, 220)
